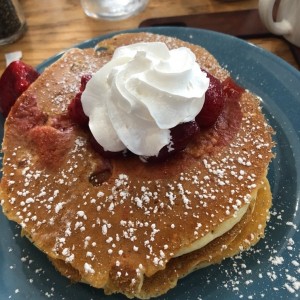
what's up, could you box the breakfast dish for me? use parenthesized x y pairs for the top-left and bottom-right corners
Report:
(0, 27), (298, 300)
(0, 31), (274, 299)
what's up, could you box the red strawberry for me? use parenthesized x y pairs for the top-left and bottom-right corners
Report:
(0, 60), (39, 117)
(196, 72), (225, 128)
(169, 121), (199, 152)
(68, 74), (91, 126)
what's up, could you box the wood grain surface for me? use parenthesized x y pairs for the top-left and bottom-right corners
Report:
(0, 0), (299, 75)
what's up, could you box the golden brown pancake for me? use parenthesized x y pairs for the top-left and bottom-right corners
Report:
(48, 177), (272, 299)
(0, 32), (274, 299)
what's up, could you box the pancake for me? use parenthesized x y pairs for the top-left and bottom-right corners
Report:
(49, 177), (272, 299)
(0, 32), (274, 299)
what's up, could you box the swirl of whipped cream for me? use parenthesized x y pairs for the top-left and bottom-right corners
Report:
(81, 42), (209, 156)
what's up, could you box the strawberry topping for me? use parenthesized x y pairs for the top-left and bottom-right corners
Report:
(0, 60), (39, 117)
(196, 72), (225, 128)
(68, 74), (91, 126)
(1, 58), (244, 163)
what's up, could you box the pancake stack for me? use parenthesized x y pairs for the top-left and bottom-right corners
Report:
(0, 32), (274, 299)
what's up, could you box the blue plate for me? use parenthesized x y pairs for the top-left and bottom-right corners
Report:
(1, 27), (300, 300)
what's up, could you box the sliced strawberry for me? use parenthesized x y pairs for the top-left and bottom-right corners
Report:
(196, 72), (225, 128)
(0, 60), (39, 117)
(169, 121), (200, 152)
(68, 74), (91, 126)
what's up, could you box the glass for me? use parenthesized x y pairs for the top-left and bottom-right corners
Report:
(0, 0), (27, 45)
(80, 0), (148, 20)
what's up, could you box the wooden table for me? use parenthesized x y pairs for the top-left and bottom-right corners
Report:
(0, 0), (299, 75)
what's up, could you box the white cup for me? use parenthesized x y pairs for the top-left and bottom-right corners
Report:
(258, 0), (300, 47)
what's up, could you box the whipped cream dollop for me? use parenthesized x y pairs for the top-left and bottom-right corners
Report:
(81, 42), (210, 156)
